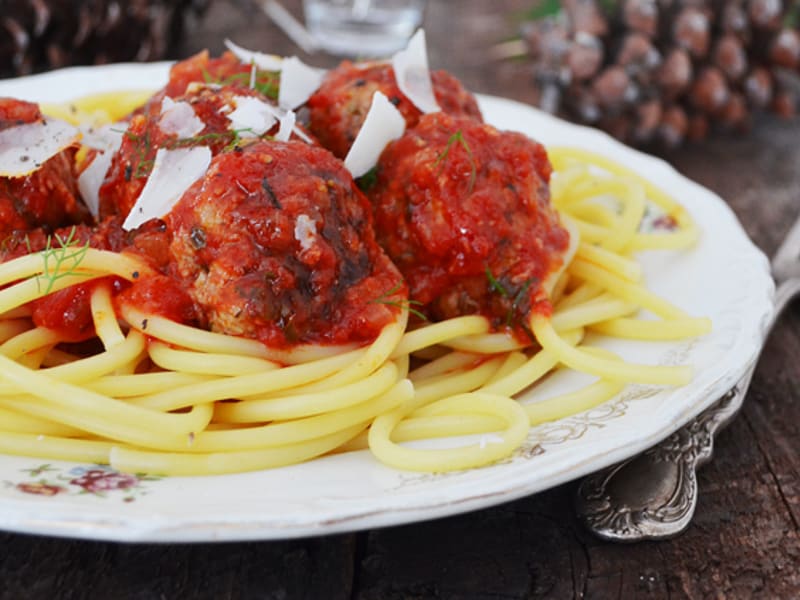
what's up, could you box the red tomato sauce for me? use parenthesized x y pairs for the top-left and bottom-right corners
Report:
(307, 61), (483, 159)
(367, 112), (570, 334)
(98, 85), (258, 220)
(0, 97), (42, 126)
(0, 98), (89, 240)
(163, 51), (280, 100)
(31, 281), (103, 343)
(115, 272), (198, 326)
(0, 54), (572, 352)
(164, 139), (405, 348)
(14, 218), (193, 342)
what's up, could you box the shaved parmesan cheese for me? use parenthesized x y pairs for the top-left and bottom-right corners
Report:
(294, 214), (317, 252)
(77, 121), (126, 217)
(392, 29), (440, 114)
(273, 108), (296, 142)
(228, 96), (277, 137)
(224, 40), (326, 110)
(0, 119), (78, 177)
(76, 121), (125, 218)
(249, 62), (258, 90)
(224, 39), (284, 71)
(344, 91), (405, 178)
(159, 96), (205, 138)
(255, 102), (297, 142)
(278, 56), (326, 110)
(291, 124), (313, 144)
(78, 151), (113, 218)
(79, 122), (124, 153)
(122, 147), (211, 231)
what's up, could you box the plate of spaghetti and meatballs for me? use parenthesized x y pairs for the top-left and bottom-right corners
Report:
(0, 31), (773, 542)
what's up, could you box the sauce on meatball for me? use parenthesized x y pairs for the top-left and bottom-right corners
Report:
(367, 112), (570, 334)
(163, 139), (405, 348)
(0, 98), (89, 241)
(98, 85), (303, 221)
(307, 61), (483, 159)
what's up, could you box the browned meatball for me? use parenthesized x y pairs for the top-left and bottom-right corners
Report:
(165, 140), (405, 348)
(98, 84), (311, 221)
(306, 61), (483, 159)
(0, 98), (89, 241)
(367, 112), (570, 332)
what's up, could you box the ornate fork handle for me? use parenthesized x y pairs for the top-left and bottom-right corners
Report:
(575, 277), (800, 542)
(575, 377), (749, 541)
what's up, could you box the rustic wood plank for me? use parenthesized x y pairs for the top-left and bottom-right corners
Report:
(0, 532), (356, 599)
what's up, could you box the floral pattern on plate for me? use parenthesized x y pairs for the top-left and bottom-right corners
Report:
(4, 464), (161, 502)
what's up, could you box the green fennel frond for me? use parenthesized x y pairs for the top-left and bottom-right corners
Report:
(36, 227), (91, 295)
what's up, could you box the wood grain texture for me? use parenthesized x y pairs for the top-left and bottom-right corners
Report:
(1, 1), (799, 598)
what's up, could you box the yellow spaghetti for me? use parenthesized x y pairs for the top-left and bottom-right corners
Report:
(0, 95), (711, 477)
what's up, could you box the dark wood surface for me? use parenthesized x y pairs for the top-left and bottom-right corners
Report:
(2, 1), (800, 598)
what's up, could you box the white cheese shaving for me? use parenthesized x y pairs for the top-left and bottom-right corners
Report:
(76, 122), (125, 218)
(278, 56), (326, 110)
(249, 62), (257, 90)
(273, 108), (296, 142)
(224, 40), (326, 110)
(79, 122), (124, 152)
(159, 96), (205, 138)
(77, 151), (113, 219)
(224, 39), (284, 71)
(122, 146), (212, 231)
(291, 124), (312, 144)
(294, 214), (317, 252)
(0, 118), (79, 177)
(344, 91), (406, 178)
(228, 96), (277, 137)
(392, 29), (440, 114)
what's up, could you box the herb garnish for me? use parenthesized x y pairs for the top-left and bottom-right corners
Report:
(485, 268), (538, 327)
(35, 227), (91, 295)
(201, 68), (280, 99)
(112, 128), (156, 179)
(356, 166), (379, 192)
(434, 129), (477, 192)
(507, 277), (536, 327)
(485, 267), (509, 297)
(370, 283), (427, 321)
(262, 176), (282, 209)
(170, 127), (257, 152)
(116, 127), (260, 180)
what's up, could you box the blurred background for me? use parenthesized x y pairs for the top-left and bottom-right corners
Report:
(3, 0), (799, 150)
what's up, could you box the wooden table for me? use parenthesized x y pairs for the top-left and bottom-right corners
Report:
(2, 1), (799, 597)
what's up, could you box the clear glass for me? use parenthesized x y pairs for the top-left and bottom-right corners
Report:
(303, 0), (426, 58)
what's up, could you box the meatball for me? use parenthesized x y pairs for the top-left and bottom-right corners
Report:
(163, 50), (280, 101)
(98, 84), (305, 221)
(0, 98), (89, 241)
(132, 51), (281, 119)
(306, 61), (483, 159)
(165, 140), (404, 348)
(367, 113), (570, 331)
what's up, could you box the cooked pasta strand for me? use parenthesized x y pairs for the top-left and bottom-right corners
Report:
(531, 315), (693, 385)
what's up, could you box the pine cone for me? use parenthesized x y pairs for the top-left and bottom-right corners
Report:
(520, 0), (800, 147)
(0, 0), (210, 79)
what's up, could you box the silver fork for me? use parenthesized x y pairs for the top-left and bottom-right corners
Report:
(574, 212), (800, 542)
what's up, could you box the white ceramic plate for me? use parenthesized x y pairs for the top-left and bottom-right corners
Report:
(0, 63), (773, 542)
